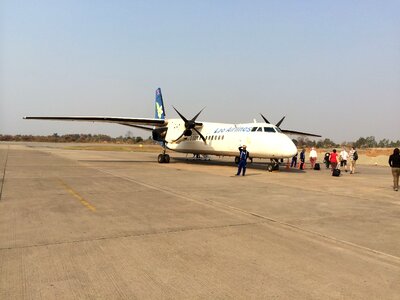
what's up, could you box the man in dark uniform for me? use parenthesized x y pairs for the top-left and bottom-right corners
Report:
(299, 148), (306, 170)
(236, 145), (249, 176)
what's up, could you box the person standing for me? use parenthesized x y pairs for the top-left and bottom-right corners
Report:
(309, 147), (317, 169)
(340, 148), (349, 172)
(388, 148), (400, 191)
(323, 152), (331, 169)
(329, 149), (339, 171)
(236, 145), (249, 176)
(299, 149), (306, 170)
(349, 147), (358, 174)
(291, 152), (298, 168)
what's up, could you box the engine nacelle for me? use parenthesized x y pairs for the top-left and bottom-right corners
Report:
(152, 127), (168, 142)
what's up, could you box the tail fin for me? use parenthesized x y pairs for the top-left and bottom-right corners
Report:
(155, 88), (166, 119)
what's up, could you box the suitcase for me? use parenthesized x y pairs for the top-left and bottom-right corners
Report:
(332, 168), (341, 177)
(314, 163), (320, 170)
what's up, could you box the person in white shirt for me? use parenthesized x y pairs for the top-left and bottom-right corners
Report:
(349, 147), (358, 174)
(340, 148), (349, 172)
(309, 147), (318, 169)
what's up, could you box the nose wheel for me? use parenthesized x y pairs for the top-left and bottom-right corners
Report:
(267, 159), (280, 172)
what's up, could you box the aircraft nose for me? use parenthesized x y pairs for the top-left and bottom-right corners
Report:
(283, 137), (298, 157)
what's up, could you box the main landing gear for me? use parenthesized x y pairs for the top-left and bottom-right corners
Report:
(158, 144), (170, 163)
(158, 153), (170, 163)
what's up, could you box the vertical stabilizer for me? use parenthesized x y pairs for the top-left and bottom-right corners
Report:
(155, 88), (166, 119)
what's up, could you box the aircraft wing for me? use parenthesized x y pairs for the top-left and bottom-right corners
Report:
(281, 129), (321, 137)
(23, 116), (167, 129)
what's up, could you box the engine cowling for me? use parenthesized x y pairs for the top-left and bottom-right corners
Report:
(152, 127), (168, 142)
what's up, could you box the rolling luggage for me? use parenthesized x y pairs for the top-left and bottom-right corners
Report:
(314, 163), (320, 170)
(332, 168), (341, 177)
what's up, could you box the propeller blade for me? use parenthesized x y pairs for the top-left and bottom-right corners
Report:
(276, 116), (286, 128)
(193, 128), (207, 143)
(172, 132), (185, 143)
(192, 107), (205, 122)
(172, 107), (188, 123)
(260, 113), (270, 124)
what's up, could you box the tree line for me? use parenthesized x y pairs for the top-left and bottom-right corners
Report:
(1, 134), (399, 148)
(0, 133), (152, 144)
(294, 136), (400, 149)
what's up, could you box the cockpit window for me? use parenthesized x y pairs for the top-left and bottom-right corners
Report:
(275, 127), (282, 133)
(264, 127), (276, 133)
(257, 127), (263, 132)
(251, 127), (258, 132)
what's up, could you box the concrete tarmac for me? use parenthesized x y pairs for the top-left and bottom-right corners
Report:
(0, 143), (399, 299)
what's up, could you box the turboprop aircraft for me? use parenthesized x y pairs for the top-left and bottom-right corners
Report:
(24, 88), (321, 171)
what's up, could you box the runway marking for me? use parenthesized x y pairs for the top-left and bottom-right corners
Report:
(0, 146), (10, 201)
(58, 178), (96, 212)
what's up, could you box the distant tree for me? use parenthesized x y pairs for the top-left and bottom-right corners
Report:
(378, 139), (390, 148)
(135, 137), (143, 143)
(316, 138), (337, 148)
(354, 136), (377, 148)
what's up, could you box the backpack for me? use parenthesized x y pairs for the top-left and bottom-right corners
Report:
(353, 151), (358, 161)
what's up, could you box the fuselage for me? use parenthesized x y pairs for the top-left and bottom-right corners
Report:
(165, 119), (298, 159)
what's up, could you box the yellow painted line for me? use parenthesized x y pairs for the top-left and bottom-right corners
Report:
(58, 179), (96, 212)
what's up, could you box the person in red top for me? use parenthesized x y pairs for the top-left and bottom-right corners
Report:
(329, 149), (339, 171)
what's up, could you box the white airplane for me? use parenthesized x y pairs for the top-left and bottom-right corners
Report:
(24, 88), (320, 171)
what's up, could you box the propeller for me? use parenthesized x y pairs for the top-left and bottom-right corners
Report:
(172, 107), (207, 143)
(260, 113), (321, 137)
(260, 113), (285, 129)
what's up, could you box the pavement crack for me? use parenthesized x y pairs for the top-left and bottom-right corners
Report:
(0, 221), (264, 251)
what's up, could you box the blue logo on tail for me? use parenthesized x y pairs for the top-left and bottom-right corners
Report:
(155, 88), (166, 119)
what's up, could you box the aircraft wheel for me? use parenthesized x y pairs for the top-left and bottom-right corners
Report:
(164, 154), (170, 163)
(234, 156), (240, 164)
(158, 154), (165, 163)
(267, 164), (274, 172)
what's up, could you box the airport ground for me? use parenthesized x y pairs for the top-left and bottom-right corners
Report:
(0, 142), (399, 299)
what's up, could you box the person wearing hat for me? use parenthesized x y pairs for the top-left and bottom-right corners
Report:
(236, 145), (250, 176)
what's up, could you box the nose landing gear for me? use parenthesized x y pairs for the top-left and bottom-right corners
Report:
(267, 159), (280, 172)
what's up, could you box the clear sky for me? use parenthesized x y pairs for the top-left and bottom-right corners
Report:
(1, 0), (399, 142)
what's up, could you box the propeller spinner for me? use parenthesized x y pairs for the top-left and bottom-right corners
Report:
(173, 107), (207, 143)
